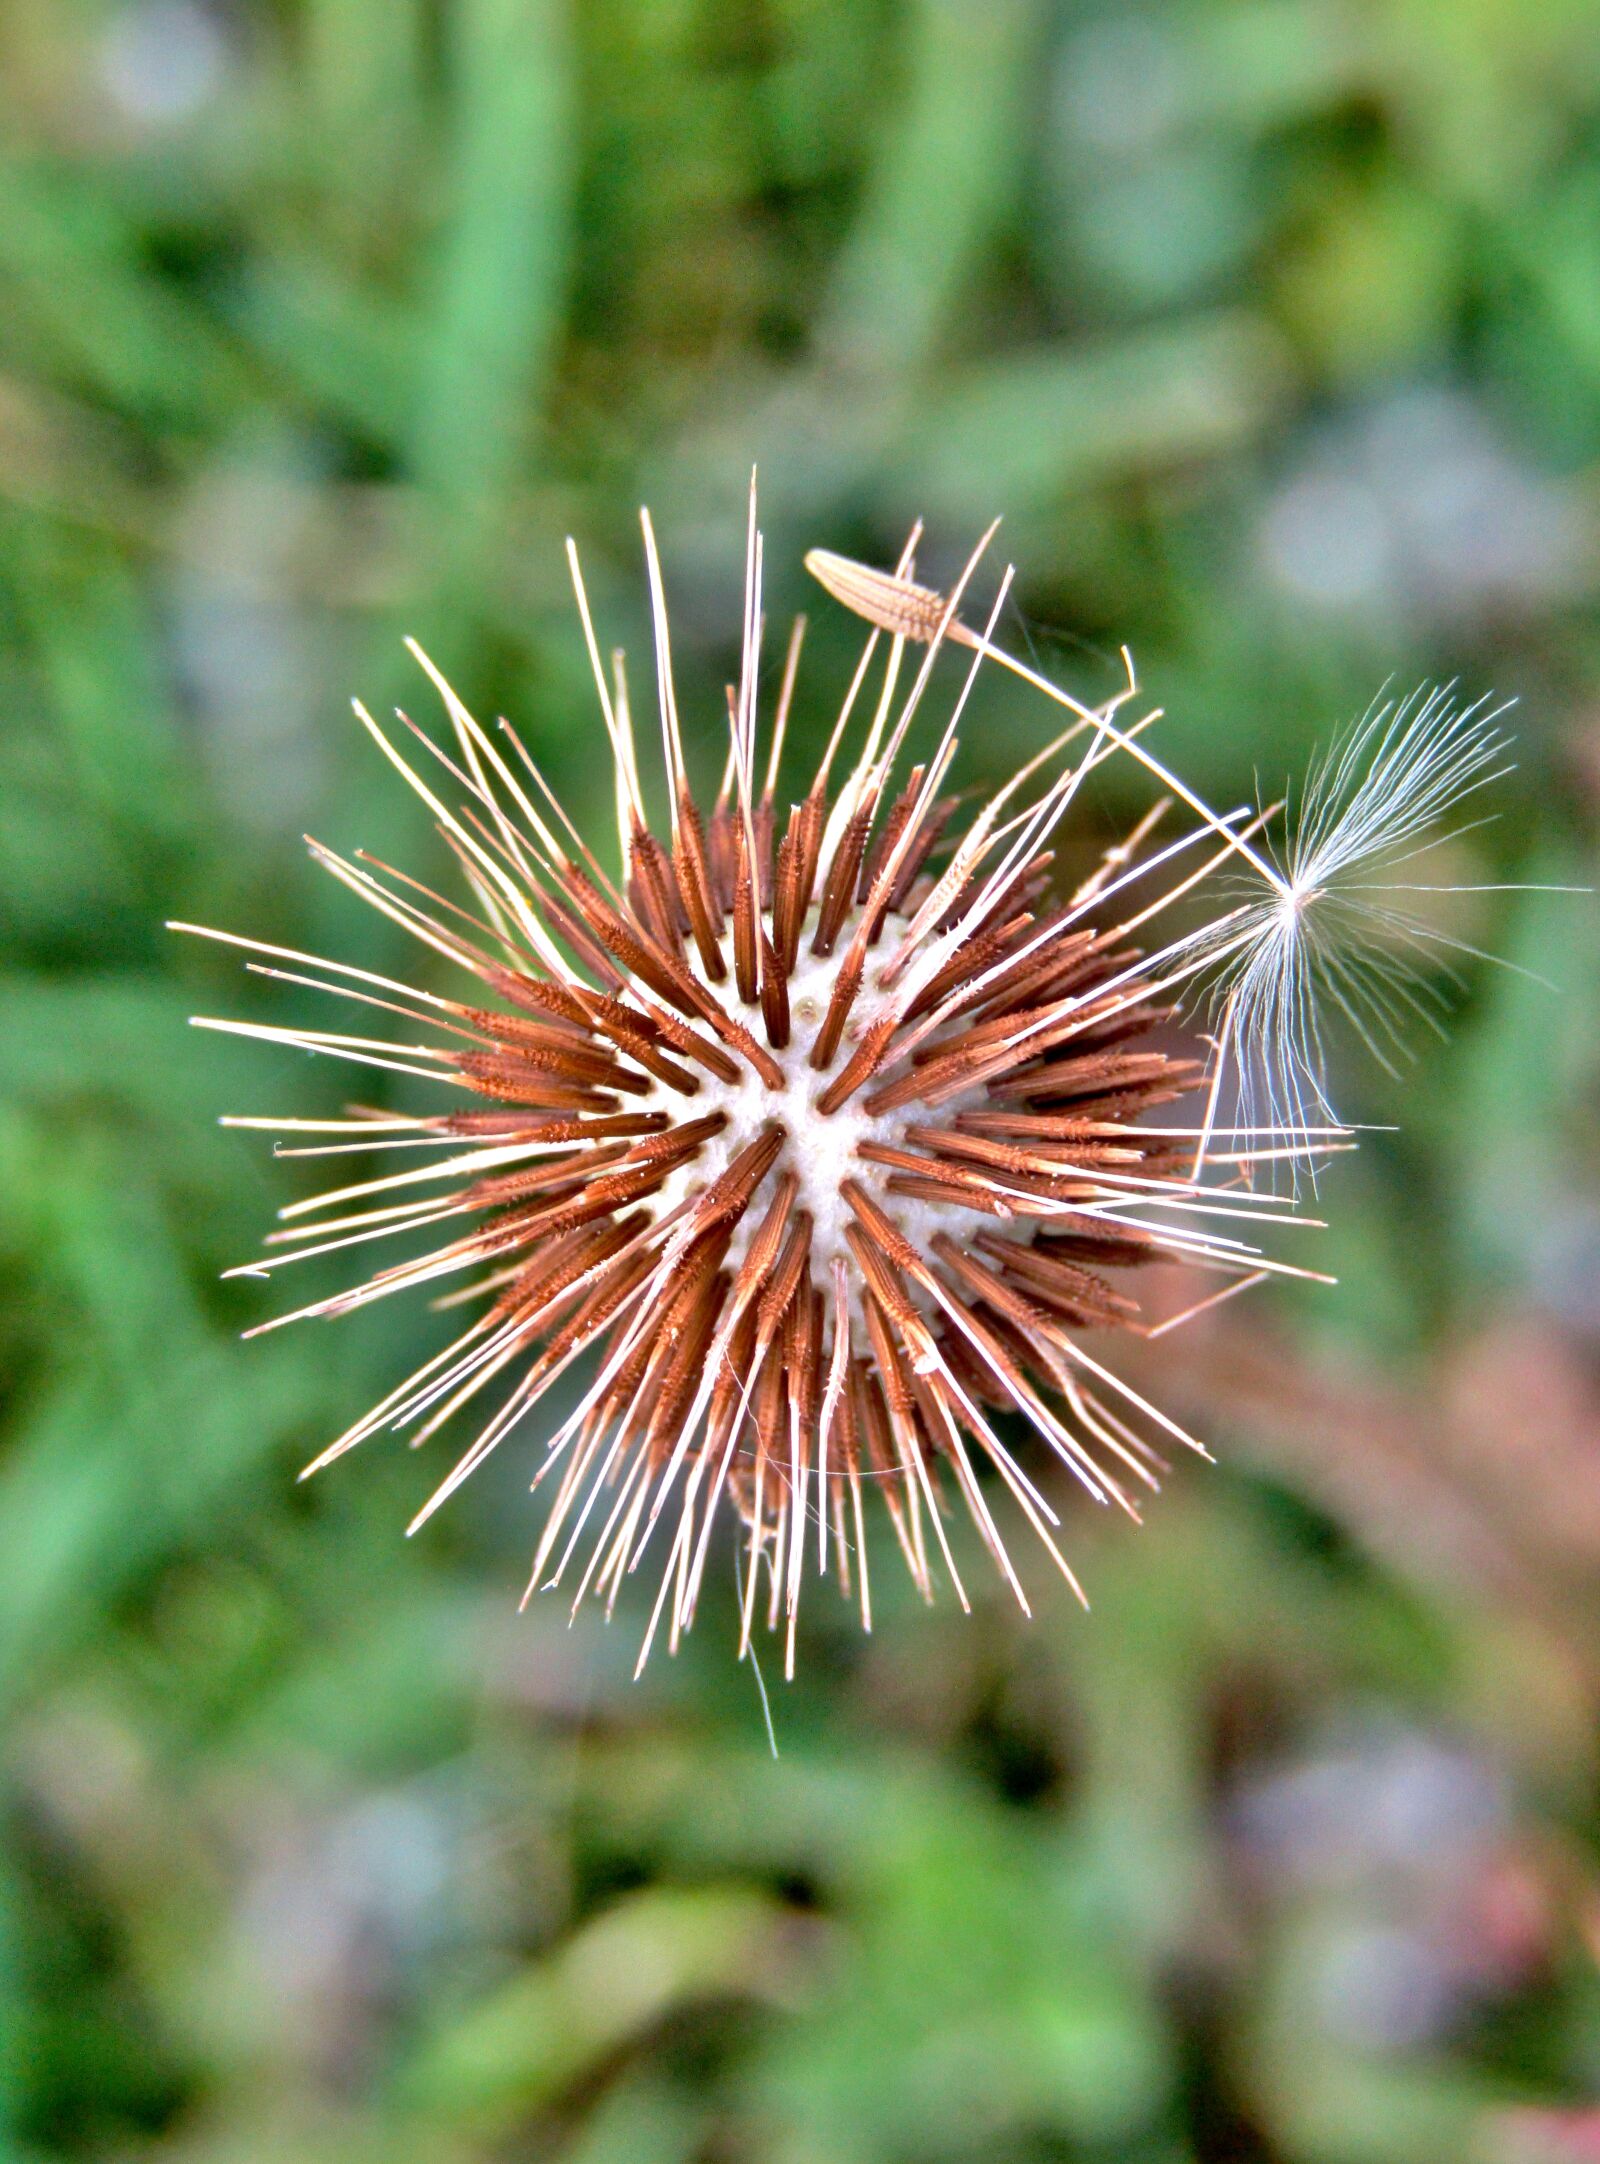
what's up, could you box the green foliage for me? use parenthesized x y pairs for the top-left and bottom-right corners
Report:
(0, 2), (1597, 2158)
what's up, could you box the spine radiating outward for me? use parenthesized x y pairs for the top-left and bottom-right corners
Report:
(178, 493), (1496, 1675)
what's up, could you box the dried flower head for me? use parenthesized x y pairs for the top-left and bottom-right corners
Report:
(177, 491), (1492, 1673)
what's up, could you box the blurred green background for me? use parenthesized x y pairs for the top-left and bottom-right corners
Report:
(3, 1), (1600, 2159)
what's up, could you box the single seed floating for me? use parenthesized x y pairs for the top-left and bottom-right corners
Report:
(178, 492), (1502, 1676)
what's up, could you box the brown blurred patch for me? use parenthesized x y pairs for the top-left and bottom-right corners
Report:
(1140, 1288), (1600, 1704)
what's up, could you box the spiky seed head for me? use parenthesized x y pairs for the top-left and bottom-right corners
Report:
(179, 506), (1502, 1674)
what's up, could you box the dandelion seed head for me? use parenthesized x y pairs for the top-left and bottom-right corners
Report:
(178, 501), (1519, 1670)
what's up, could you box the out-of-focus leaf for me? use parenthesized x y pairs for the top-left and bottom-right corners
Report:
(226, 253), (421, 448)
(0, 158), (255, 427)
(408, 0), (574, 542)
(402, 1885), (793, 2128)
(893, 314), (1292, 523)
(819, 0), (1041, 382)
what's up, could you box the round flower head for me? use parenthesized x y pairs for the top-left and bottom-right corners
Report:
(178, 491), (1481, 1675)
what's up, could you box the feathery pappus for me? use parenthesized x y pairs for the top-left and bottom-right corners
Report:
(176, 490), (1502, 1675)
